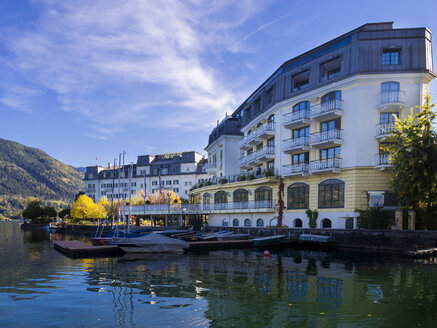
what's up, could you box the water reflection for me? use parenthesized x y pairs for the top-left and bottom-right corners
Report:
(1, 222), (437, 328)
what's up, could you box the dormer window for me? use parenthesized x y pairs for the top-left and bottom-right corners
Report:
(320, 57), (341, 82)
(254, 98), (261, 113)
(382, 49), (400, 65)
(293, 70), (310, 91)
(265, 87), (274, 105)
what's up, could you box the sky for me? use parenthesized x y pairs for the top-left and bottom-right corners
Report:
(1, 0), (437, 168)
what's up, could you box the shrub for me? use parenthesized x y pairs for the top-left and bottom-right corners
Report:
(264, 169), (274, 177)
(357, 207), (395, 229)
(205, 180), (212, 186)
(219, 178), (228, 184)
(237, 175), (246, 182)
(247, 174), (255, 181)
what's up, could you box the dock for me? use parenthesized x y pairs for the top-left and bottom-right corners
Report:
(53, 240), (122, 258)
(188, 239), (253, 251)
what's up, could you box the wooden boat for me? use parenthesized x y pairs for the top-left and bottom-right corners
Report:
(252, 235), (285, 246)
(296, 234), (335, 248)
(217, 233), (250, 241)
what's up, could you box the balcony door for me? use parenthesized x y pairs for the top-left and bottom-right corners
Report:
(381, 82), (400, 103)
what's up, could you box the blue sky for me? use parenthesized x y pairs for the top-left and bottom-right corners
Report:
(1, 0), (437, 167)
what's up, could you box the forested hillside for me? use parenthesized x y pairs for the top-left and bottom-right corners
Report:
(0, 138), (84, 218)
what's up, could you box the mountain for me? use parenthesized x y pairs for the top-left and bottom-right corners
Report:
(0, 138), (84, 218)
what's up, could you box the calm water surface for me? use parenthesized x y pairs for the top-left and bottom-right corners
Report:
(1, 222), (437, 328)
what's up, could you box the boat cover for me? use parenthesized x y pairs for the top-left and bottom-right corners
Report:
(115, 233), (189, 252)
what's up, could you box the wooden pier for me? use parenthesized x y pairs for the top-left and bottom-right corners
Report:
(188, 239), (253, 251)
(405, 247), (437, 258)
(53, 240), (122, 258)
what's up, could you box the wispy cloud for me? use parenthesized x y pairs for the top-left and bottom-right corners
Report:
(0, 0), (266, 137)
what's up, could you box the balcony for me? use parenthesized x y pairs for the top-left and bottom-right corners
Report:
(375, 122), (396, 139)
(375, 153), (391, 169)
(283, 110), (311, 129)
(257, 122), (275, 138)
(283, 137), (310, 154)
(311, 99), (343, 120)
(246, 132), (262, 145)
(246, 152), (257, 165)
(256, 146), (275, 161)
(239, 136), (251, 150)
(310, 158), (341, 173)
(238, 156), (249, 169)
(376, 90), (406, 111)
(311, 129), (343, 147)
(85, 187), (96, 193)
(282, 163), (310, 177)
(205, 162), (218, 174)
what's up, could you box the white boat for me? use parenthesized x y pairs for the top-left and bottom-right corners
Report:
(114, 233), (189, 253)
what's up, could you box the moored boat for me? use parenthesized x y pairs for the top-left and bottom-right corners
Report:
(252, 235), (285, 246)
(296, 234), (335, 248)
(114, 233), (189, 253)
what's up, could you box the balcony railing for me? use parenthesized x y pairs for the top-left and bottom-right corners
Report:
(238, 136), (248, 148)
(238, 157), (247, 167)
(256, 146), (275, 160)
(257, 122), (275, 137)
(311, 99), (343, 118)
(283, 136), (310, 152)
(283, 110), (310, 126)
(192, 168), (279, 190)
(311, 129), (343, 145)
(376, 153), (391, 166)
(375, 122), (396, 138)
(85, 187), (96, 193)
(282, 163), (309, 176)
(204, 162), (217, 170)
(210, 201), (275, 211)
(377, 90), (405, 108)
(310, 158), (341, 172)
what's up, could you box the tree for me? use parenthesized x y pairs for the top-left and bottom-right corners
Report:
(22, 199), (44, 223)
(146, 190), (181, 205)
(43, 206), (57, 220)
(58, 208), (71, 219)
(390, 95), (437, 216)
(70, 194), (96, 221)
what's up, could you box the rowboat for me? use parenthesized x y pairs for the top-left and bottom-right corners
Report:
(114, 233), (189, 253)
(296, 234), (335, 248)
(252, 235), (285, 246)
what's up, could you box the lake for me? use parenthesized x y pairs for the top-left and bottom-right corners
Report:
(1, 221), (436, 327)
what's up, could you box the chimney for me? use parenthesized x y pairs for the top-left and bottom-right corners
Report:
(108, 162), (111, 168)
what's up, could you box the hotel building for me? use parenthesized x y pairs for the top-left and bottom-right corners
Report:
(84, 151), (210, 202)
(191, 22), (435, 229)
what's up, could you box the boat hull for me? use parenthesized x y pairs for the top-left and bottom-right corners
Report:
(252, 235), (285, 246)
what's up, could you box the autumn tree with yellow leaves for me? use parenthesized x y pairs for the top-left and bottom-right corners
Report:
(70, 195), (109, 221)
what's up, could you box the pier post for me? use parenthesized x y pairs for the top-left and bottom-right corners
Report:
(165, 215), (168, 227)
(395, 210), (403, 230)
(408, 211), (416, 230)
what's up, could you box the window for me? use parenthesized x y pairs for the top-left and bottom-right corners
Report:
(293, 101), (310, 113)
(255, 186), (273, 201)
(292, 152), (309, 164)
(293, 126), (310, 139)
(382, 49), (400, 65)
(320, 147), (340, 160)
(215, 191), (228, 204)
(222, 218), (229, 227)
(233, 219), (239, 227)
(293, 70), (310, 92)
(294, 219), (303, 228)
(321, 118), (341, 132)
(265, 87), (274, 105)
(269, 218), (278, 226)
(185, 182), (188, 186)
(345, 218), (354, 229)
(267, 160), (274, 170)
(381, 82), (400, 103)
(321, 218), (332, 228)
(267, 137), (275, 147)
(256, 219), (264, 227)
(287, 183), (309, 209)
(380, 112), (399, 124)
(268, 115), (275, 124)
(173, 188), (179, 192)
(161, 168), (168, 175)
(318, 179), (345, 208)
(321, 91), (341, 107)
(233, 189), (248, 203)
(173, 180), (179, 185)
(320, 57), (341, 81)
(254, 98), (261, 113)
(244, 219), (251, 227)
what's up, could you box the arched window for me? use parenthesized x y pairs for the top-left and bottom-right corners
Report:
(381, 82), (400, 103)
(269, 218), (278, 226)
(321, 218), (332, 228)
(215, 191), (228, 203)
(293, 101), (310, 113)
(222, 218), (229, 227)
(287, 183), (309, 209)
(268, 115), (275, 123)
(233, 219), (239, 227)
(345, 217), (354, 229)
(294, 219), (303, 228)
(233, 189), (248, 203)
(256, 219), (264, 227)
(203, 193), (212, 210)
(244, 219), (251, 227)
(321, 91), (342, 104)
(255, 186), (272, 201)
(318, 179), (345, 208)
